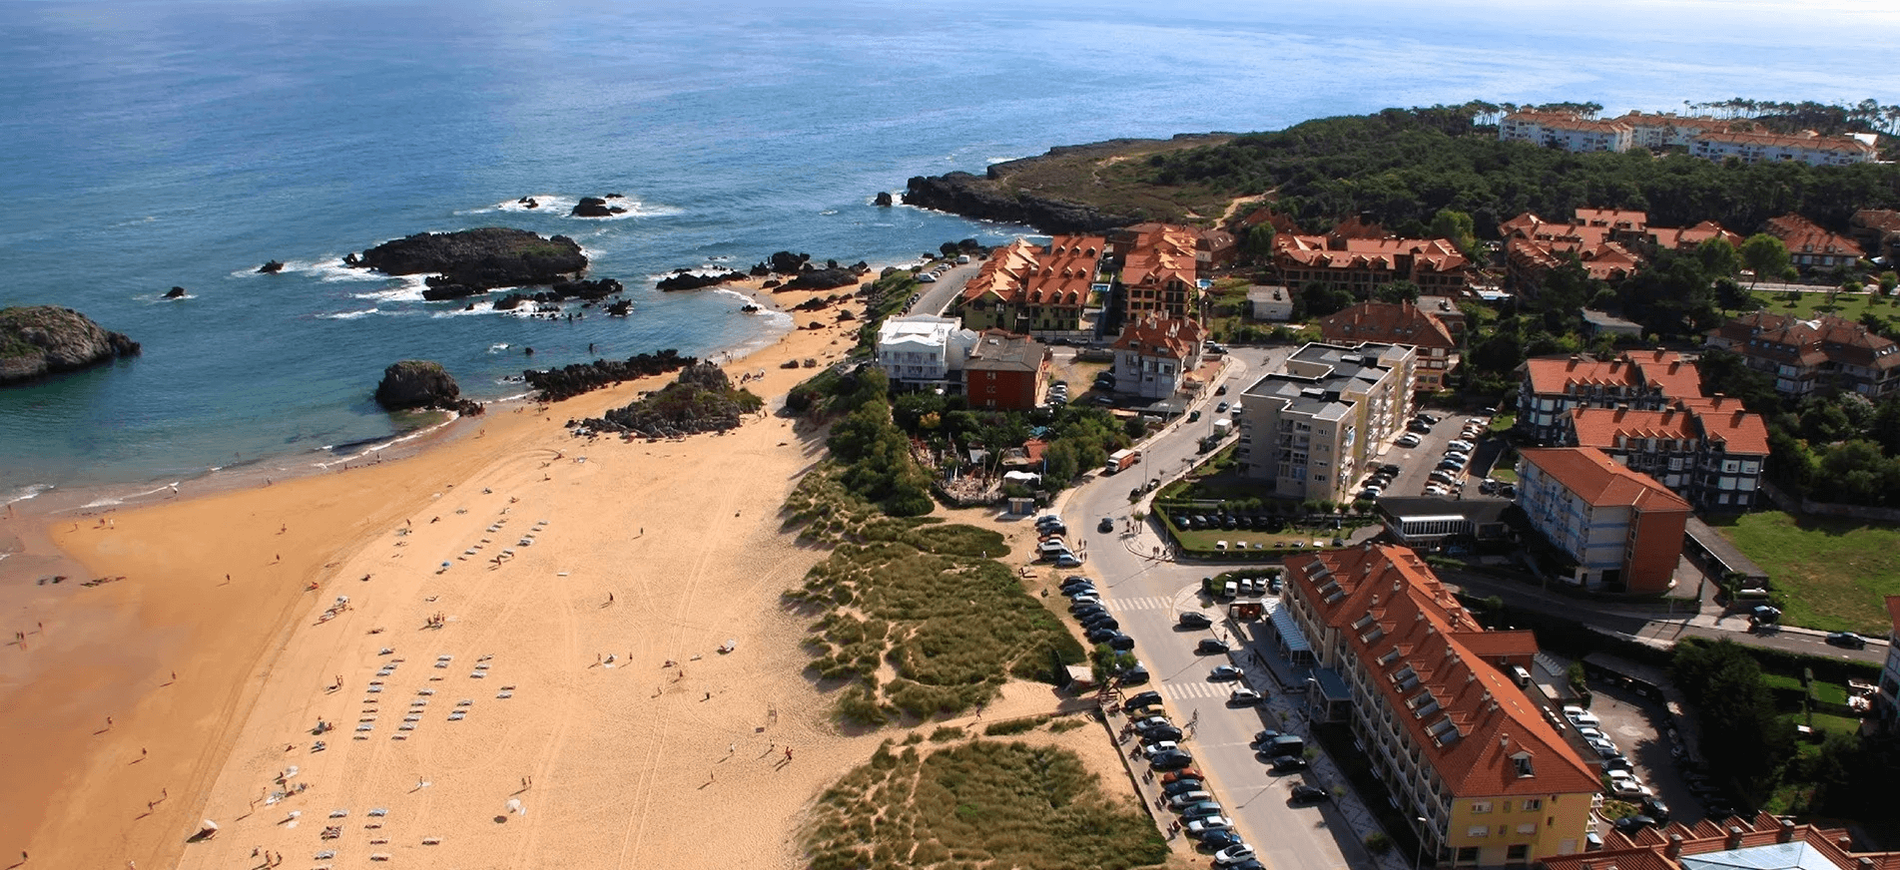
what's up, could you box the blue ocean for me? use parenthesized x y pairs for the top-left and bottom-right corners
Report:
(3, 0), (1897, 500)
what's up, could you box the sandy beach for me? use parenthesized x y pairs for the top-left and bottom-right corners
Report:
(0, 277), (1110, 870)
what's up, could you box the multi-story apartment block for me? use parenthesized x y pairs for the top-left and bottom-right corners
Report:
(1319, 301), (1459, 391)
(1763, 213), (1865, 271)
(1110, 314), (1205, 401)
(1690, 129), (1877, 166)
(1542, 812), (1900, 870)
(1705, 311), (1900, 399)
(1876, 596), (1900, 733)
(1498, 209), (1740, 292)
(1109, 222), (1201, 323)
(1273, 234), (1472, 295)
(1614, 111), (1736, 150)
(1238, 342), (1415, 504)
(1281, 545), (1601, 866)
(949, 235), (1103, 334)
(875, 315), (976, 389)
(1516, 447), (1692, 595)
(1498, 111), (1633, 153)
(962, 330), (1048, 411)
(1516, 351), (1703, 444)
(1850, 208), (1900, 265)
(1564, 396), (1770, 510)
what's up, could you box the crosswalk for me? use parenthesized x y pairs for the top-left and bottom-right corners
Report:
(1105, 595), (1175, 612)
(1156, 680), (1247, 700)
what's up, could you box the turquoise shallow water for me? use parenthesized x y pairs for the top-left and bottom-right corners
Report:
(2, 0), (1896, 499)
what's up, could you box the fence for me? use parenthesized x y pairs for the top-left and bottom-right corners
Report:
(1761, 481), (1900, 523)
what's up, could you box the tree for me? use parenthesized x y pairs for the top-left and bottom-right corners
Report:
(1671, 639), (1793, 798)
(1242, 223), (1276, 260)
(1430, 208), (1479, 260)
(1739, 234), (1790, 287)
(1697, 236), (1741, 279)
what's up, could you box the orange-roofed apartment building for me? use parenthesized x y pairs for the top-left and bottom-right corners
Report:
(1280, 545), (1601, 866)
(1564, 396), (1770, 510)
(1516, 447), (1691, 595)
(1517, 350), (1705, 444)
(1498, 111), (1633, 153)
(1110, 314), (1205, 401)
(1690, 129), (1877, 167)
(948, 235), (1103, 335)
(1109, 222), (1201, 323)
(1320, 301), (1460, 391)
(1273, 234), (1473, 295)
(1704, 311), (1900, 399)
(1539, 811), (1900, 870)
(1499, 210), (1740, 293)
(1762, 213), (1865, 271)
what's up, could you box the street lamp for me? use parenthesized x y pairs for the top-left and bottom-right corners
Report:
(1414, 816), (1430, 870)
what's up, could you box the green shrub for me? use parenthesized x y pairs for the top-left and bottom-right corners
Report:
(982, 715), (1049, 736)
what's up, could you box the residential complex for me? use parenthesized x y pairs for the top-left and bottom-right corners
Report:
(1565, 397), (1770, 511)
(1319, 301), (1459, 391)
(1498, 209), (1739, 291)
(1850, 207), (1900, 265)
(1762, 213), (1865, 271)
(1109, 314), (1205, 401)
(1279, 545), (1601, 867)
(1516, 446), (1692, 595)
(1705, 311), (1900, 399)
(1516, 351), (1697, 444)
(1273, 233), (1473, 295)
(1237, 342), (1415, 503)
(874, 315), (976, 389)
(1109, 222), (1201, 323)
(962, 330), (1049, 411)
(1541, 812), (1900, 870)
(1499, 109), (1876, 166)
(948, 235), (1103, 335)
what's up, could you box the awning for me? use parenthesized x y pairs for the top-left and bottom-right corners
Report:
(1270, 600), (1311, 655)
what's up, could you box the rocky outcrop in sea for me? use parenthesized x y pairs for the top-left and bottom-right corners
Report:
(571, 195), (628, 218)
(0, 306), (141, 386)
(373, 360), (484, 415)
(523, 349), (696, 402)
(902, 171), (1132, 234)
(357, 228), (588, 294)
(656, 270), (746, 292)
(572, 363), (762, 438)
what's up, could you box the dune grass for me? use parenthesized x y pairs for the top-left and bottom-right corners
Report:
(785, 468), (1085, 726)
(1707, 510), (1900, 634)
(803, 739), (1168, 870)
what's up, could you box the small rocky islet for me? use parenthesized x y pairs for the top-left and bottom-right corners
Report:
(0, 305), (141, 386)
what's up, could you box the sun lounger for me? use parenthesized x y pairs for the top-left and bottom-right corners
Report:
(369, 808), (388, 817)
(403, 714), (421, 722)
(421, 837), (441, 845)
(497, 691), (513, 699)
(356, 724), (373, 732)
(398, 723), (415, 731)
(366, 686), (382, 693)
(448, 711), (466, 721)
(417, 688), (436, 695)
(329, 809), (348, 818)
(456, 699), (472, 706)
(315, 851), (335, 860)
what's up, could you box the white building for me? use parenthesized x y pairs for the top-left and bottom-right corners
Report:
(875, 315), (976, 388)
(1110, 314), (1206, 400)
(1237, 342), (1415, 504)
(1248, 285), (1293, 321)
(1498, 111), (1632, 154)
(1690, 130), (1876, 166)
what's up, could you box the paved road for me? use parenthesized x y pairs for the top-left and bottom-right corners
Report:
(1056, 349), (1374, 870)
(906, 260), (980, 316)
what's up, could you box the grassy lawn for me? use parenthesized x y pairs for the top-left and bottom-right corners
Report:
(803, 739), (1167, 870)
(785, 469), (1086, 726)
(1705, 511), (1900, 635)
(1742, 289), (1900, 322)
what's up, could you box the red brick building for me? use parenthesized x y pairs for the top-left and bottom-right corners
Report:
(962, 330), (1049, 410)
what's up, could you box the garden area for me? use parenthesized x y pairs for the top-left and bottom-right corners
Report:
(1706, 511), (1900, 634)
(803, 738), (1167, 870)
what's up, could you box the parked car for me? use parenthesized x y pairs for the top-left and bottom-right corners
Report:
(1178, 611), (1213, 629)
(1396, 433), (1422, 448)
(1215, 844), (1258, 866)
(1826, 631), (1868, 649)
(1197, 638), (1231, 654)
(1084, 626), (1118, 644)
(1216, 401), (1229, 413)
(1198, 829), (1243, 850)
(1271, 755), (1308, 772)
(1167, 790), (1214, 809)
(1125, 690), (1163, 710)
(1289, 785), (1329, 803)
(1142, 740), (1181, 758)
(1228, 688), (1262, 706)
(1120, 664), (1151, 685)
(1185, 816), (1233, 836)
(1068, 596), (1100, 611)
(1054, 551), (1082, 568)
(1180, 801), (1225, 820)
(1162, 777), (1206, 796)
(1209, 665), (1243, 681)
(1149, 750), (1194, 770)
(1105, 633), (1135, 650)
(1160, 767), (1203, 784)
(1447, 439), (1475, 452)
(1064, 583), (1097, 598)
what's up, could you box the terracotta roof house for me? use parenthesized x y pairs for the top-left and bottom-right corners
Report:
(1319, 301), (1459, 391)
(1705, 311), (1900, 399)
(1110, 222), (1201, 323)
(1691, 129), (1877, 166)
(1850, 208), (1900, 264)
(1564, 397), (1770, 511)
(949, 235), (1103, 334)
(1110, 314), (1205, 401)
(1274, 233), (1472, 294)
(1499, 210), (1740, 291)
(1764, 214), (1864, 271)
(1281, 544), (1601, 866)
(1516, 447), (1692, 595)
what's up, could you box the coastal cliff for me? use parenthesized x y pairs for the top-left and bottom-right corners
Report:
(901, 135), (1229, 233)
(0, 306), (140, 385)
(356, 228), (588, 297)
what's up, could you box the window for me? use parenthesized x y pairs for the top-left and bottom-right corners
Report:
(1508, 845), (1530, 862)
(1466, 826), (1489, 838)
(1469, 801), (1492, 814)
(1516, 824), (1537, 835)
(1521, 798), (1541, 811)
(1457, 847), (1481, 864)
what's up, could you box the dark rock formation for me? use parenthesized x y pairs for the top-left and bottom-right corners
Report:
(257, 260), (285, 274)
(517, 196), (539, 209)
(767, 251), (809, 274)
(574, 363), (762, 438)
(421, 278), (484, 302)
(656, 270), (746, 292)
(605, 299), (632, 317)
(874, 191), (893, 207)
(902, 171), (1134, 234)
(357, 228), (587, 290)
(373, 360), (483, 415)
(523, 349), (695, 402)
(783, 266), (861, 291)
(571, 196), (628, 218)
(0, 306), (141, 385)
(164, 286), (187, 299)
(488, 278), (625, 310)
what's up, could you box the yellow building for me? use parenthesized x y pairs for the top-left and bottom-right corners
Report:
(1283, 545), (1602, 866)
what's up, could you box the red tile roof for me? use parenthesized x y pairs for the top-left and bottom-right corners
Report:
(1539, 813), (1900, 870)
(1627, 349), (1704, 400)
(1319, 302), (1457, 351)
(1569, 407), (1697, 448)
(1519, 447), (1692, 512)
(1111, 314), (1204, 362)
(1765, 214), (1865, 258)
(957, 236), (1103, 309)
(1678, 397), (1771, 455)
(1121, 224), (1199, 289)
(1698, 130), (1878, 157)
(1286, 545), (1600, 799)
(1523, 356), (1645, 394)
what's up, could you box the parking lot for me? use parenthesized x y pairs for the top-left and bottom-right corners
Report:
(1359, 410), (1510, 500)
(1580, 679), (1707, 827)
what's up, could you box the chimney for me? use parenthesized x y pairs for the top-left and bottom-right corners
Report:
(1858, 860), (1875, 870)
(1666, 835), (1685, 859)
(1727, 827), (1745, 850)
(1777, 819), (1796, 844)
(1837, 837), (1854, 851)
